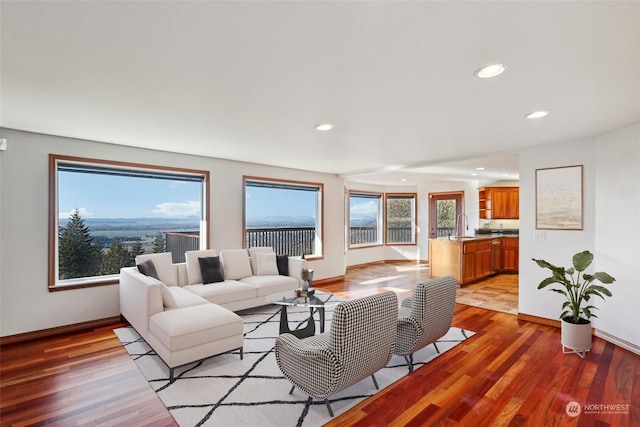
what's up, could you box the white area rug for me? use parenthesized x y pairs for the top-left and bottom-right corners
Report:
(115, 304), (473, 427)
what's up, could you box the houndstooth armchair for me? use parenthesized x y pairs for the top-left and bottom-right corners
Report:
(394, 275), (457, 372)
(275, 291), (398, 417)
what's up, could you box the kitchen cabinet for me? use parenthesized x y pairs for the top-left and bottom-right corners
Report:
(479, 188), (489, 219)
(429, 238), (491, 285)
(502, 238), (519, 272)
(478, 187), (519, 219)
(430, 236), (518, 285)
(491, 238), (503, 272)
(462, 240), (492, 283)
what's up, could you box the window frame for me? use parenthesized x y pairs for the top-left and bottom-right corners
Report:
(348, 190), (384, 249)
(49, 154), (209, 291)
(243, 176), (324, 259)
(384, 192), (417, 245)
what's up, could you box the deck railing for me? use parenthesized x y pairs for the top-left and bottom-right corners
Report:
(165, 231), (200, 263)
(246, 227), (315, 256)
(165, 226), (423, 262)
(387, 226), (414, 243)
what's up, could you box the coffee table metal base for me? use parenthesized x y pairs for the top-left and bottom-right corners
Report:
(279, 306), (325, 339)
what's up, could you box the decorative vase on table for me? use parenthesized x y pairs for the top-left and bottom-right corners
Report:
(300, 268), (311, 292)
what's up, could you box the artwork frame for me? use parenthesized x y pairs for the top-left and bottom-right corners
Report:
(536, 165), (583, 230)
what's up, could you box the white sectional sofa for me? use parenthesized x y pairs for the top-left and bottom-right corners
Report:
(119, 247), (306, 380)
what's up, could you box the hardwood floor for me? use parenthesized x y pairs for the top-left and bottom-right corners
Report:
(1, 262), (638, 426)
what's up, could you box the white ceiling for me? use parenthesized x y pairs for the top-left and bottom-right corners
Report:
(2, 1), (639, 185)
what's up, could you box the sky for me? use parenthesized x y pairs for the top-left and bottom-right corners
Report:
(59, 172), (320, 220)
(349, 196), (379, 219)
(58, 171), (202, 219)
(59, 170), (378, 221)
(245, 186), (316, 219)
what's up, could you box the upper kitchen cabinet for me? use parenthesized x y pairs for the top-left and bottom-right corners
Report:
(478, 187), (519, 219)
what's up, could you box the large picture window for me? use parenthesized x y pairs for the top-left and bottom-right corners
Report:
(385, 193), (417, 244)
(349, 191), (383, 247)
(244, 177), (323, 257)
(49, 155), (208, 290)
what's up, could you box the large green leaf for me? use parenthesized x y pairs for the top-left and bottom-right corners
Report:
(593, 271), (615, 284)
(573, 250), (593, 272)
(537, 277), (568, 289)
(585, 285), (613, 298)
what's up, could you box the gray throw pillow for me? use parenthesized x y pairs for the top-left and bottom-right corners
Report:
(276, 254), (289, 276)
(137, 259), (159, 280)
(198, 256), (224, 284)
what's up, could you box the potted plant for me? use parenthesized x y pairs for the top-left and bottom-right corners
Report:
(532, 250), (615, 358)
(301, 268), (311, 291)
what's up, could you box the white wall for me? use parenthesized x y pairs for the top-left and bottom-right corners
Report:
(519, 122), (640, 347)
(519, 137), (596, 320)
(0, 129), (346, 336)
(593, 124), (640, 346)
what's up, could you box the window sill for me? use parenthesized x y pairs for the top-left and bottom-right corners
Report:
(49, 276), (119, 292)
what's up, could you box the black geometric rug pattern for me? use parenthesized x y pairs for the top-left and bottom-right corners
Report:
(115, 304), (472, 427)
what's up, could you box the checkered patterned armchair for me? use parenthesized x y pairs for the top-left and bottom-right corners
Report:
(275, 291), (398, 417)
(394, 275), (457, 371)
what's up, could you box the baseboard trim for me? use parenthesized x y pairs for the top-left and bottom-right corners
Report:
(594, 330), (640, 355)
(517, 313), (561, 329)
(0, 316), (122, 346)
(313, 276), (345, 286)
(517, 314), (639, 354)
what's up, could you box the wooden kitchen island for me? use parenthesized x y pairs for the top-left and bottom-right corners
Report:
(429, 235), (518, 285)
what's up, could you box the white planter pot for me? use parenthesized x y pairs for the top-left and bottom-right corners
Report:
(561, 317), (592, 359)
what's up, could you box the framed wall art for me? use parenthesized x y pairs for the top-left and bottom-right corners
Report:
(536, 165), (583, 230)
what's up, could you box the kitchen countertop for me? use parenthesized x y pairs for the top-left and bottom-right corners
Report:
(433, 234), (519, 242)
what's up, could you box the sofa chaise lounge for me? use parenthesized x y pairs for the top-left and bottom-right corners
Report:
(119, 247), (306, 379)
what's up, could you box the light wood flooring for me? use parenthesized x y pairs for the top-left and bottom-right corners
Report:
(337, 261), (519, 315)
(1, 262), (637, 426)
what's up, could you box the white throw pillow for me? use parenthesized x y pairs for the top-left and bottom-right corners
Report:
(159, 282), (178, 309)
(185, 249), (218, 284)
(135, 252), (177, 286)
(255, 252), (279, 276)
(220, 249), (253, 280)
(249, 246), (275, 274)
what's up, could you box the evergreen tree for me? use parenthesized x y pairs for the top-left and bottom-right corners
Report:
(99, 239), (131, 275)
(152, 232), (166, 253)
(58, 209), (102, 279)
(129, 237), (145, 265)
(387, 198), (412, 226)
(437, 200), (456, 232)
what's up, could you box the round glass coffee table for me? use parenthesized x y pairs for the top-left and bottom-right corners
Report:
(265, 290), (348, 338)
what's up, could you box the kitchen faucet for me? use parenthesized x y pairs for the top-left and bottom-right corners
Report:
(455, 213), (469, 238)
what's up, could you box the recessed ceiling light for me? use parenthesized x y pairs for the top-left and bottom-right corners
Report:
(470, 172), (478, 176)
(475, 167), (486, 171)
(474, 63), (507, 79)
(400, 179), (407, 182)
(315, 123), (334, 131)
(525, 111), (549, 119)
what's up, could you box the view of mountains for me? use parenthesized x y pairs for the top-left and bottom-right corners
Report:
(60, 215), (376, 231)
(59, 217), (201, 231)
(246, 216), (316, 228)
